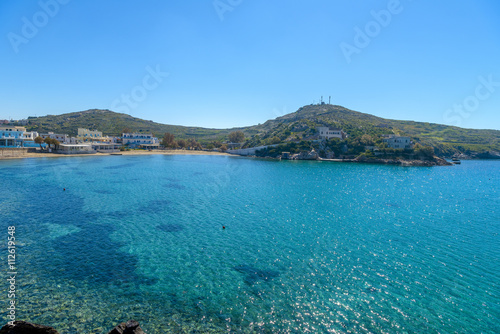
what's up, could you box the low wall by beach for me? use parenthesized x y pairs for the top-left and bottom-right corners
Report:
(227, 144), (279, 156)
(0, 148), (28, 158)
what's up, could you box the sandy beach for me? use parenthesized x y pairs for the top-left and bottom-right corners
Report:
(0, 150), (231, 160)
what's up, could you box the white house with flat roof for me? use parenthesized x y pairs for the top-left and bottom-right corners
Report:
(40, 132), (74, 144)
(57, 144), (96, 154)
(0, 126), (25, 147)
(77, 128), (104, 142)
(91, 143), (121, 153)
(21, 130), (40, 148)
(317, 127), (347, 140)
(0, 126), (39, 147)
(23, 131), (39, 141)
(383, 135), (413, 149)
(122, 133), (159, 149)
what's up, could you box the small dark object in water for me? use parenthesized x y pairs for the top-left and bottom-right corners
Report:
(222, 226), (225, 230)
(366, 286), (380, 293)
(63, 188), (65, 191)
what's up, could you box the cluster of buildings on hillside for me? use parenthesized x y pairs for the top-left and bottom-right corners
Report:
(1, 122), (413, 156)
(315, 126), (412, 149)
(230, 127), (414, 157)
(0, 119), (29, 126)
(0, 126), (159, 154)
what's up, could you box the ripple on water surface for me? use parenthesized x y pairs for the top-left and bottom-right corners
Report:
(0, 156), (498, 333)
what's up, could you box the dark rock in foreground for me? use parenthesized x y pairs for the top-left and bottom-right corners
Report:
(108, 320), (145, 334)
(0, 320), (146, 334)
(0, 321), (59, 334)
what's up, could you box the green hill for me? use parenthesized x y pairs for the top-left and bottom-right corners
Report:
(26, 109), (239, 140)
(24, 105), (500, 157)
(242, 104), (500, 157)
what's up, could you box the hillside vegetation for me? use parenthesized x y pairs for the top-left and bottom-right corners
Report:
(243, 105), (500, 157)
(26, 109), (240, 140)
(24, 105), (500, 157)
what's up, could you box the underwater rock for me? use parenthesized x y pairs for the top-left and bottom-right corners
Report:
(234, 264), (280, 285)
(107, 320), (145, 334)
(163, 183), (186, 190)
(0, 321), (59, 334)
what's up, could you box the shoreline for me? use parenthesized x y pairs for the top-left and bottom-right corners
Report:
(0, 150), (231, 160)
(340, 156), (452, 167)
(0, 150), (474, 167)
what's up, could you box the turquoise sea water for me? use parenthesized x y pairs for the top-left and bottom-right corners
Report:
(0, 155), (499, 333)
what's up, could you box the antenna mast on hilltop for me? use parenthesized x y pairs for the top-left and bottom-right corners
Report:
(329, 96), (331, 104)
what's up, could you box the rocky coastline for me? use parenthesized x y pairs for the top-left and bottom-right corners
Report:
(273, 149), (452, 166)
(451, 150), (500, 160)
(352, 155), (452, 166)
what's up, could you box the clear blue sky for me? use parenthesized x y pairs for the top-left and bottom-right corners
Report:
(1, 0), (499, 130)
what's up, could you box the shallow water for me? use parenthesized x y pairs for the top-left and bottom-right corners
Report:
(1, 155), (499, 333)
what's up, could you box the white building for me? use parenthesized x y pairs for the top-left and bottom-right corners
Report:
(21, 130), (40, 147)
(91, 143), (121, 153)
(9, 119), (29, 125)
(77, 128), (104, 142)
(108, 136), (123, 144)
(40, 132), (72, 143)
(57, 144), (95, 154)
(0, 126), (42, 147)
(23, 131), (39, 141)
(317, 127), (347, 140)
(0, 126), (26, 147)
(227, 144), (280, 156)
(383, 135), (413, 149)
(122, 133), (159, 149)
